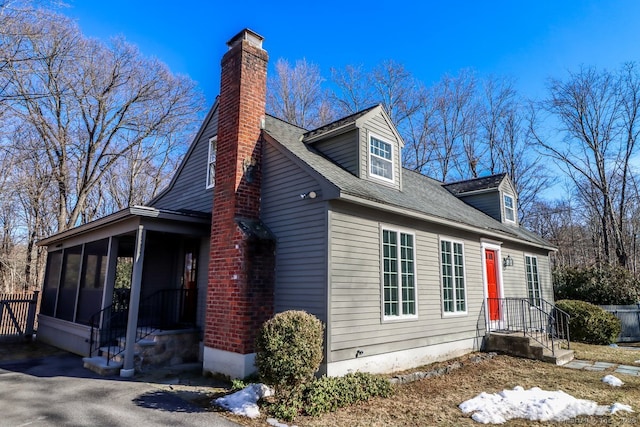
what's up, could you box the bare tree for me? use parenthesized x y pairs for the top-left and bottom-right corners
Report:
(266, 58), (334, 129)
(2, 9), (203, 232)
(530, 64), (640, 267)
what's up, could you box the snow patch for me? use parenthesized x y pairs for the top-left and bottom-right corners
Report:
(267, 417), (298, 427)
(602, 375), (623, 387)
(213, 384), (273, 418)
(459, 386), (633, 424)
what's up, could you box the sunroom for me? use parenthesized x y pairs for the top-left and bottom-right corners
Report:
(36, 206), (210, 375)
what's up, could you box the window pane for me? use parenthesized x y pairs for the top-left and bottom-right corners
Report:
(370, 137), (393, 180)
(442, 240), (465, 313)
(383, 230), (416, 317)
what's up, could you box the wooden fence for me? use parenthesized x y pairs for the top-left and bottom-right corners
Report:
(600, 304), (640, 342)
(0, 292), (39, 341)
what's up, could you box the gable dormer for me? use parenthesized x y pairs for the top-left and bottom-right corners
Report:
(303, 104), (404, 190)
(444, 173), (519, 225)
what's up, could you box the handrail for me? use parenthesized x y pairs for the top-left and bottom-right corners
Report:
(89, 288), (197, 366)
(487, 297), (570, 355)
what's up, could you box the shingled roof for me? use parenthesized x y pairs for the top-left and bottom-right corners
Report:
(443, 173), (507, 195)
(303, 105), (378, 141)
(263, 115), (552, 249)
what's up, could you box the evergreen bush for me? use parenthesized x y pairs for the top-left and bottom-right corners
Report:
(553, 265), (640, 305)
(254, 310), (324, 392)
(555, 299), (622, 344)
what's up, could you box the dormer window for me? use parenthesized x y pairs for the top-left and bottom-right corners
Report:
(504, 194), (515, 223)
(369, 134), (394, 182)
(206, 136), (217, 189)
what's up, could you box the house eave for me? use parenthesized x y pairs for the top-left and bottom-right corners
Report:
(37, 206), (211, 247)
(303, 122), (357, 144)
(337, 193), (556, 251)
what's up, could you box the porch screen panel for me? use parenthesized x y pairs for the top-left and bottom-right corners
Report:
(56, 244), (83, 321)
(40, 251), (63, 316)
(76, 239), (109, 325)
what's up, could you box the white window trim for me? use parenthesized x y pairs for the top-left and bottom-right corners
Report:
(503, 193), (516, 223)
(206, 136), (217, 189)
(368, 132), (395, 184)
(524, 254), (542, 308)
(439, 236), (468, 317)
(380, 224), (418, 322)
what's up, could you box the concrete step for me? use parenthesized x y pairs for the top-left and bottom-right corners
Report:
(485, 332), (574, 365)
(82, 356), (123, 376)
(542, 348), (575, 366)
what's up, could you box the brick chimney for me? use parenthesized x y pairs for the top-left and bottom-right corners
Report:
(203, 29), (275, 379)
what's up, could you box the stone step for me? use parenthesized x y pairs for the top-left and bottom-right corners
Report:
(82, 356), (123, 376)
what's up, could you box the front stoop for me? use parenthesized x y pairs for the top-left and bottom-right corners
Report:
(485, 332), (574, 365)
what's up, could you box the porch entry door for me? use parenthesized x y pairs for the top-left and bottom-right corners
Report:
(485, 249), (501, 321)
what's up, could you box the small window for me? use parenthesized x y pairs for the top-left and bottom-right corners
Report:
(369, 134), (394, 182)
(206, 137), (217, 189)
(503, 194), (515, 223)
(441, 238), (467, 314)
(525, 255), (542, 307)
(382, 228), (416, 319)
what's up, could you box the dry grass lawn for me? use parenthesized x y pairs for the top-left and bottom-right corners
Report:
(220, 349), (640, 427)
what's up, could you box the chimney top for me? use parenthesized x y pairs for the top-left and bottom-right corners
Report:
(227, 28), (264, 51)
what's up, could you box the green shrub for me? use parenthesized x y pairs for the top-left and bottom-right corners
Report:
(553, 265), (640, 305)
(556, 299), (622, 345)
(255, 310), (324, 393)
(303, 372), (392, 416)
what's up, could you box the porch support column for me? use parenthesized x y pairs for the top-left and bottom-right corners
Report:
(120, 225), (146, 378)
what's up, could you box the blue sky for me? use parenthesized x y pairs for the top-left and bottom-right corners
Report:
(64, 0), (640, 106)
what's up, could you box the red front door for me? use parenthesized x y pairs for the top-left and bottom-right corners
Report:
(485, 249), (500, 321)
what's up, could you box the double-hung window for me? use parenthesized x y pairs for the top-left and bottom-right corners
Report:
(525, 255), (542, 307)
(382, 228), (416, 319)
(441, 239), (466, 314)
(503, 194), (515, 223)
(370, 134), (394, 182)
(206, 136), (217, 189)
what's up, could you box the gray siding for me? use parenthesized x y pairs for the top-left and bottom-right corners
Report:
(459, 192), (501, 222)
(313, 130), (359, 176)
(501, 244), (553, 302)
(262, 141), (328, 324)
(328, 201), (486, 362)
(359, 110), (402, 189)
(150, 107), (218, 213)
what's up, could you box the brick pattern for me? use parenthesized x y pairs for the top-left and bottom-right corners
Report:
(204, 33), (274, 355)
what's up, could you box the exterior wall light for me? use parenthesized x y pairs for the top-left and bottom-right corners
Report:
(503, 255), (513, 268)
(300, 191), (317, 199)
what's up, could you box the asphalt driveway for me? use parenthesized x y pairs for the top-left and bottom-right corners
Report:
(0, 352), (240, 427)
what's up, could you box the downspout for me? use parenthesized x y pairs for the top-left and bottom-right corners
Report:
(120, 224), (146, 378)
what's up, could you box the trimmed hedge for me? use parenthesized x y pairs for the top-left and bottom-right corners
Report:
(255, 310), (324, 392)
(555, 299), (621, 345)
(553, 265), (640, 305)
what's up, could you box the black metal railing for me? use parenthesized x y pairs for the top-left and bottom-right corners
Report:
(486, 297), (571, 355)
(89, 288), (197, 365)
